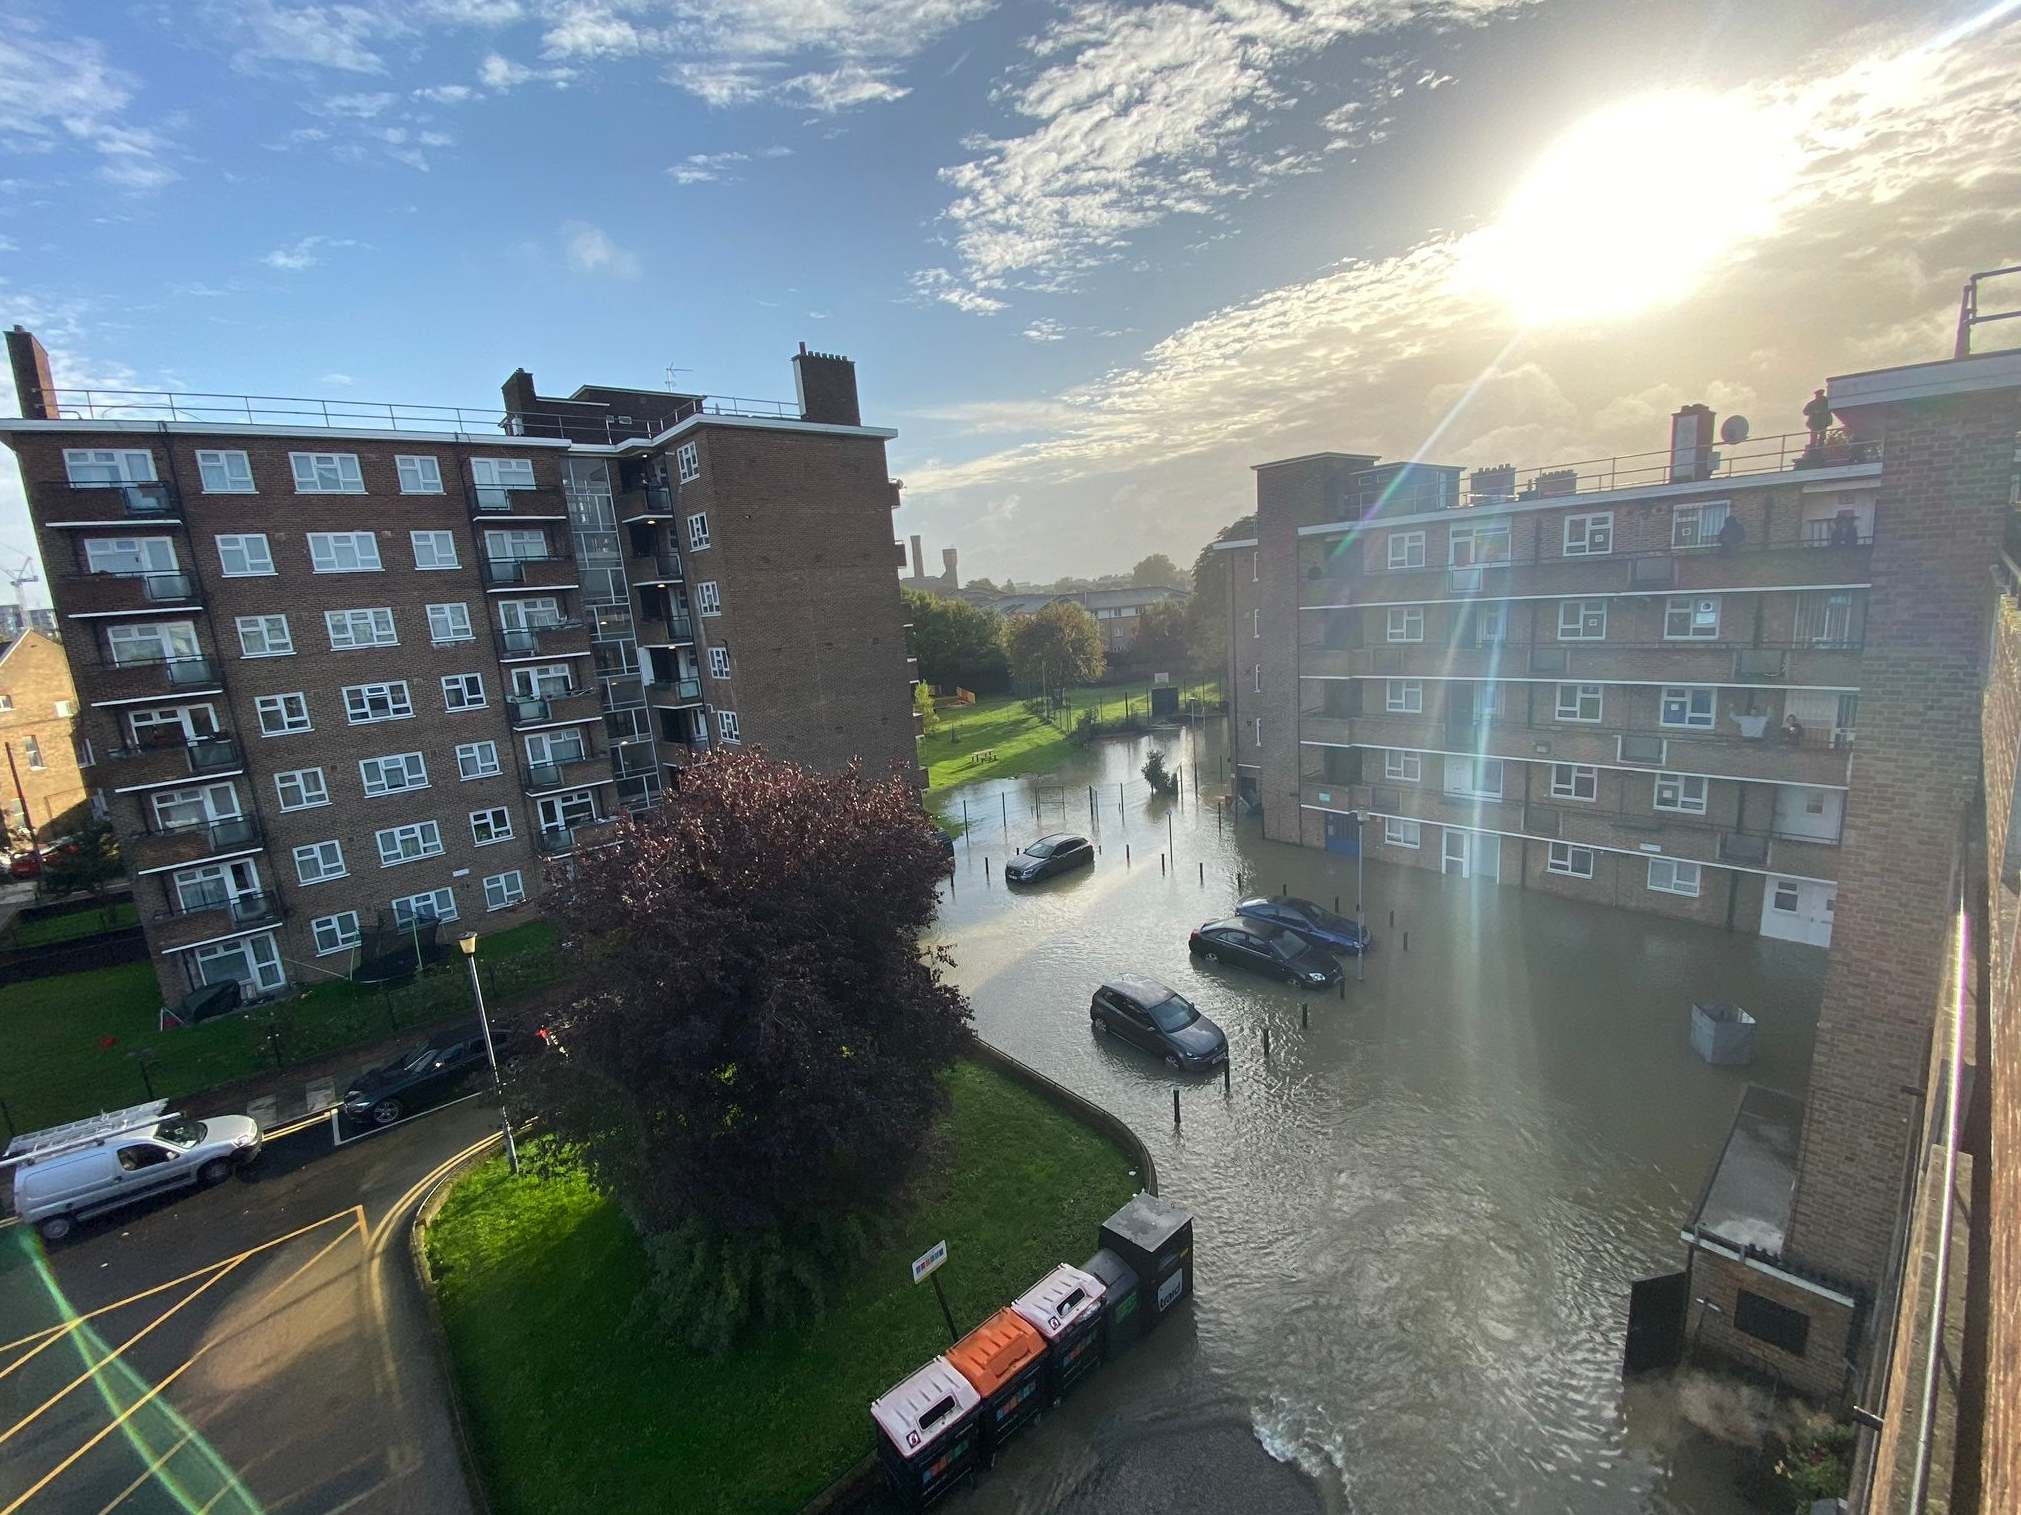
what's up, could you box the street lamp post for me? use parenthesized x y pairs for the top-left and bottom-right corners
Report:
(458, 932), (519, 1175)
(1355, 810), (1366, 983)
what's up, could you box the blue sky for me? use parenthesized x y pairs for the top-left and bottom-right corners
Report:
(2, 0), (2019, 599)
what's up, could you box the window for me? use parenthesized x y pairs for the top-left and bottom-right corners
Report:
(696, 580), (722, 617)
(54, 700), (74, 718)
(717, 709), (742, 743)
(1659, 686), (1717, 729)
(359, 751), (428, 795)
(1384, 750), (1421, 783)
(22, 736), (43, 770)
(1383, 817), (1421, 848)
(410, 530), (459, 570)
(84, 537), (178, 575)
(64, 448), (156, 484)
(1796, 589), (1863, 649)
(274, 768), (329, 811)
(1562, 512), (1613, 556)
(1473, 602), (1508, 647)
(1386, 531), (1425, 570)
(509, 663), (575, 699)
(255, 693), (311, 736)
(1733, 1289), (1810, 1356)
(1663, 596), (1721, 640)
(216, 533), (275, 577)
(687, 511), (711, 551)
(1671, 500), (1731, 549)
(236, 614), (292, 658)
(1251, 607), (1260, 639)
(457, 740), (502, 780)
(1447, 521), (1510, 567)
(1772, 881), (1801, 914)
(1557, 599), (1607, 640)
(290, 452), (364, 494)
(391, 888), (458, 928)
(107, 620), (199, 667)
(1250, 663), (1262, 694)
(326, 608), (398, 650)
(396, 455), (443, 494)
(484, 870), (526, 912)
(191, 933), (284, 994)
(1385, 679), (1423, 713)
(1550, 764), (1598, 801)
(151, 781), (239, 832)
(427, 603), (473, 645)
(308, 532), (381, 573)
(1555, 683), (1603, 722)
(1647, 857), (1702, 897)
(442, 673), (487, 712)
(376, 820), (445, 867)
(1443, 756), (1503, 799)
(195, 450), (254, 493)
(497, 596), (564, 632)
(674, 440), (700, 482)
(293, 840), (346, 885)
(1386, 607), (1423, 643)
(708, 646), (732, 680)
(312, 912), (362, 956)
(342, 681), (413, 724)
(472, 457), (536, 493)
(470, 806), (514, 846)
(1547, 843), (1595, 878)
(484, 528), (550, 563)
(1654, 772), (1709, 814)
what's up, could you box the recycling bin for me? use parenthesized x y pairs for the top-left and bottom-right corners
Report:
(1082, 1247), (1145, 1356)
(1690, 1001), (1757, 1066)
(946, 1308), (1048, 1462)
(1011, 1262), (1107, 1402)
(1098, 1193), (1194, 1330)
(870, 1356), (983, 1512)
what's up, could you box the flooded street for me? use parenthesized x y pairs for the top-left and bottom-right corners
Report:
(920, 714), (1824, 1514)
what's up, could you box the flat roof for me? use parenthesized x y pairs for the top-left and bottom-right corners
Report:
(1252, 451), (1382, 472)
(1690, 1083), (1803, 1255)
(1827, 348), (2021, 410)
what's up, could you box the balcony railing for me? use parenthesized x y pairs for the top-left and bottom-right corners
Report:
(498, 621), (584, 655)
(482, 554), (573, 587)
(617, 483), (675, 522)
(537, 819), (614, 856)
(601, 674), (645, 709)
(63, 569), (200, 611)
(41, 479), (180, 519)
(158, 890), (284, 928)
(522, 753), (595, 791)
(90, 655), (220, 700)
(633, 551), (684, 582)
(611, 743), (659, 779)
(102, 734), (240, 778)
(650, 676), (704, 705)
(635, 612), (695, 645)
(467, 483), (570, 518)
(509, 688), (596, 726)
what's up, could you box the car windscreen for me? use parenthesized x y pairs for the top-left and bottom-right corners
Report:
(1023, 841), (1054, 858)
(1147, 994), (1199, 1032)
(154, 1119), (207, 1147)
(399, 1046), (443, 1072)
(1266, 928), (1307, 957)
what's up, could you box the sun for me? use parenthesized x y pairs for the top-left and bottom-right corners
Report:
(1461, 90), (1800, 327)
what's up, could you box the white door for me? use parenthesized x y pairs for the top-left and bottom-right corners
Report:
(1761, 877), (1835, 947)
(1442, 827), (1470, 877)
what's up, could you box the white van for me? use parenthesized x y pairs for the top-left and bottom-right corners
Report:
(7, 1101), (264, 1241)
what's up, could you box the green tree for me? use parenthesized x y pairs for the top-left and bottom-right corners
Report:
(1142, 749), (1178, 795)
(38, 817), (124, 913)
(964, 576), (999, 593)
(912, 678), (939, 732)
(1131, 552), (1182, 587)
(1123, 599), (1192, 673)
(902, 589), (1010, 692)
(1006, 600), (1104, 696)
(1186, 514), (1256, 674)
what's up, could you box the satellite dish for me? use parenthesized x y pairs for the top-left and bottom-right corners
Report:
(1719, 414), (1750, 445)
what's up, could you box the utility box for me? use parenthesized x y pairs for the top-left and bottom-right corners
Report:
(1012, 1263), (1107, 1402)
(870, 1357), (983, 1512)
(1691, 1002), (1757, 1066)
(1148, 684), (1180, 720)
(1098, 1193), (1194, 1330)
(1082, 1247), (1144, 1356)
(946, 1309), (1048, 1462)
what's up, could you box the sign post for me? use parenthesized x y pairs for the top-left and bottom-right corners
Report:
(911, 1240), (956, 1344)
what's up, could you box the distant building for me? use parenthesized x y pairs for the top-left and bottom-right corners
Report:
(985, 585), (1190, 653)
(0, 629), (90, 843)
(899, 535), (961, 594)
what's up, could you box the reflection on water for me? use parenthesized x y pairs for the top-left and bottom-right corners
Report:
(920, 716), (1822, 1514)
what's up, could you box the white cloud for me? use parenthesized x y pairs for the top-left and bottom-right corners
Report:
(209, 0), (392, 74)
(1022, 316), (1068, 343)
(479, 51), (532, 87)
(666, 145), (790, 184)
(659, 0), (993, 112)
(260, 234), (360, 271)
(562, 221), (640, 278)
(311, 91), (398, 118)
(0, 16), (179, 191)
(320, 371), (355, 386)
(910, 267), (1005, 314)
(542, 3), (650, 59)
(414, 82), (477, 103)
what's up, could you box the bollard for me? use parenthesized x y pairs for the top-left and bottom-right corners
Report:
(1217, 800), (1223, 835)
(1263, 1026), (1271, 1058)
(1223, 1060), (1230, 1097)
(1119, 782), (1125, 813)
(1001, 793), (1009, 831)
(1339, 979), (1346, 1001)
(1167, 811), (1174, 853)
(1089, 786), (1096, 825)
(962, 799), (970, 835)
(1161, 852), (1166, 875)
(1173, 1088), (1181, 1128)
(1403, 930), (1409, 951)
(1389, 909), (1395, 927)
(1302, 1003), (1309, 1029)
(984, 857), (991, 886)
(1334, 895), (1340, 914)
(1199, 861), (1205, 887)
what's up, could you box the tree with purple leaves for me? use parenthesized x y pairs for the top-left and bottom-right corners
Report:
(523, 748), (971, 1351)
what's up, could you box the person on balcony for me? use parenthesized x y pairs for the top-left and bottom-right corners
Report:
(1716, 513), (1746, 555)
(1803, 388), (1833, 446)
(1782, 713), (1806, 745)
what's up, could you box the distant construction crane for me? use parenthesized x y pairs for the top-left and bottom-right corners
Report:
(2, 550), (39, 602)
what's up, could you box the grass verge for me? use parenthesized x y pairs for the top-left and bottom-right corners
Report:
(923, 678), (1220, 790)
(424, 1058), (1141, 1515)
(6, 899), (140, 947)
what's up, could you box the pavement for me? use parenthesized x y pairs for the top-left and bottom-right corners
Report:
(0, 1096), (501, 1515)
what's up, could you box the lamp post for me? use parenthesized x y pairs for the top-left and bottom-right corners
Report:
(458, 932), (519, 1175)
(1355, 810), (1366, 983)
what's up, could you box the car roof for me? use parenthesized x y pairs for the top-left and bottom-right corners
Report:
(1100, 973), (1174, 1005)
(1034, 832), (1085, 847)
(1204, 916), (1271, 935)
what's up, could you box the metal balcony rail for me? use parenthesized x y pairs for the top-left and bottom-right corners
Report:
(1314, 705), (1856, 751)
(138, 813), (260, 850)
(637, 612), (696, 643)
(66, 569), (197, 601)
(498, 621), (582, 654)
(1309, 634), (1869, 660)
(617, 483), (675, 517)
(42, 479), (180, 516)
(635, 551), (683, 581)
(99, 653), (219, 689)
(482, 554), (573, 587)
(610, 743), (658, 778)
(159, 890), (283, 926)
(509, 690), (583, 725)
(467, 482), (568, 514)
(104, 734), (240, 773)
(651, 676), (703, 702)
(601, 675), (645, 710)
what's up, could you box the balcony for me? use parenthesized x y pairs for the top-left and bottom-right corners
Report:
(98, 734), (241, 789)
(610, 742), (659, 780)
(62, 571), (202, 616)
(86, 655), (222, 705)
(508, 687), (601, 728)
(648, 675), (704, 708)
(496, 621), (587, 658)
(601, 673), (645, 710)
(522, 753), (598, 792)
(482, 554), (575, 590)
(125, 813), (262, 872)
(153, 891), (285, 949)
(1301, 639), (1863, 688)
(41, 479), (180, 524)
(616, 482), (675, 524)
(632, 551), (683, 585)
(635, 612), (696, 647)
(537, 815), (618, 856)
(466, 483), (570, 520)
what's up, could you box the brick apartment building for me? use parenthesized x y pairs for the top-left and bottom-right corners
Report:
(1220, 321), (2021, 1506)
(0, 628), (89, 842)
(1, 327), (918, 1007)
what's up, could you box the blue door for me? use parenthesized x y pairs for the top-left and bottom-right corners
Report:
(1324, 811), (1359, 856)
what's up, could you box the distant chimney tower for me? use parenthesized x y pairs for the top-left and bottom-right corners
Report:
(909, 535), (925, 579)
(6, 327), (55, 421)
(791, 342), (862, 427)
(942, 547), (959, 589)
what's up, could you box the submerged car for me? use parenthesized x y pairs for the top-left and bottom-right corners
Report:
(1235, 895), (1372, 955)
(1005, 832), (1095, 884)
(341, 1028), (525, 1126)
(1089, 975), (1228, 1069)
(1188, 916), (1344, 987)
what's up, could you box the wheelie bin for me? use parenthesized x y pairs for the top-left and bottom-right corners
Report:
(1011, 1262), (1107, 1402)
(1081, 1246), (1144, 1356)
(946, 1307), (1048, 1463)
(1098, 1193), (1194, 1331)
(870, 1356), (983, 1511)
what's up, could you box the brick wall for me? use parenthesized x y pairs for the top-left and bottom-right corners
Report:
(1689, 1247), (1857, 1400)
(0, 630), (89, 841)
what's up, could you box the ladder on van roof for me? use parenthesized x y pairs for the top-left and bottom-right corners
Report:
(2, 1100), (172, 1165)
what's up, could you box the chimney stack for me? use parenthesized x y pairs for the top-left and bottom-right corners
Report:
(791, 342), (862, 427)
(942, 547), (959, 589)
(909, 535), (925, 579)
(6, 327), (56, 421)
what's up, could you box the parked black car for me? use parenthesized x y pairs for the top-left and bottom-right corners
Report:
(1089, 975), (1228, 1069)
(341, 1028), (526, 1126)
(1188, 916), (1343, 987)
(1235, 895), (1373, 955)
(1005, 832), (1095, 884)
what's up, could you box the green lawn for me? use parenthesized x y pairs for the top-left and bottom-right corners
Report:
(6, 899), (139, 947)
(0, 920), (563, 1136)
(424, 1059), (1142, 1515)
(923, 678), (1220, 790)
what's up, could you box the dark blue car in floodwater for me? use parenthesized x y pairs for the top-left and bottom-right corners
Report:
(1235, 896), (1373, 956)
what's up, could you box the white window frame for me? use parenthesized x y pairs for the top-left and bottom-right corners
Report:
(1647, 857), (1702, 897)
(216, 533), (275, 577)
(1386, 531), (1426, 570)
(1547, 842), (1595, 878)
(290, 452), (365, 495)
(472, 457), (537, 492)
(1562, 512), (1613, 557)
(308, 532), (382, 573)
(1474, 602), (1508, 647)
(1659, 686), (1717, 730)
(696, 581), (722, 617)
(358, 751), (428, 796)
(674, 440), (700, 483)
(708, 646), (732, 680)
(717, 709), (742, 744)
(107, 620), (199, 668)
(325, 608), (398, 651)
(342, 681), (414, 724)
(1383, 817), (1421, 848)
(470, 806), (514, 846)
(1386, 607), (1424, 643)
(391, 888), (459, 928)
(375, 820), (446, 868)
(274, 768), (329, 811)
(1383, 750), (1421, 783)
(1555, 683), (1603, 723)
(255, 693), (312, 736)
(441, 673), (487, 712)
(292, 840), (347, 886)
(687, 511), (711, 551)
(1557, 600), (1607, 640)
(84, 537), (179, 576)
(1654, 772), (1709, 814)
(1671, 500), (1731, 550)
(1663, 595), (1721, 641)
(1549, 764), (1597, 802)
(1442, 755), (1504, 801)
(235, 614), (293, 659)
(410, 530), (460, 571)
(396, 455), (444, 495)
(456, 740), (502, 780)
(312, 911), (363, 956)
(195, 449), (255, 493)
(483, 870), (526, 912)
(427, 603), (474, 645)
(63, 448), (156, 484)
(1385, 679), (1423, 714)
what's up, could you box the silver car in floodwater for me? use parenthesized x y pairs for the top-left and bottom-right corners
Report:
(8, 1101), (263, 1241)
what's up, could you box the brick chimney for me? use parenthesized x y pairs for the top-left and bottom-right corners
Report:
(500, 367), (538, 422)
(941, 547), (959, 589)
(7, 327), (56, 420)
(909, 535), (925, 578)
(791, 343), (862, 427)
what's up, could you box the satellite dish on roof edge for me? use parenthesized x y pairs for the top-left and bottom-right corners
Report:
(1719, 414), (1750, 445)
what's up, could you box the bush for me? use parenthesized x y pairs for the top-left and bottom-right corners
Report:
(1772, 1411), (1853, 1510)
(1142, 749), (1179, 795)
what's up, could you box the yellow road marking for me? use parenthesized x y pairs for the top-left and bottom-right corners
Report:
(366, 1133), (501, 1250)
(261, 1113), (331, 1141)
(92, 1429), (194, 1515)
(3, 1216), (364, 1515)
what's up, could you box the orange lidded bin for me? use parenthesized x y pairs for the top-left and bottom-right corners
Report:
(870, 1356), (983, 1512)
(1011, 1263), (1107, 1402)
(946, 1308), (1048, 1462)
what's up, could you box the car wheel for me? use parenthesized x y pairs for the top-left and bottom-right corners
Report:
(199, 1157), (232, 1186)
(36, 1214), (73, 1243)
(369, 1097), (404, 1126)
(1203, 950), (1219, 963)
(1165, 1053), (1181, 1069)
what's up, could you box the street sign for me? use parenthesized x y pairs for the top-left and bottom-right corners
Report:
(911, 1240), (948, 1285)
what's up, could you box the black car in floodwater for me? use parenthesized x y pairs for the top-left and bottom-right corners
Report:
(1189, 916), (1344, 987)
(1005, 832), (1095, 884)
(1090, 975), (1228, 1069)
(341, 1028), (529, 1126)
